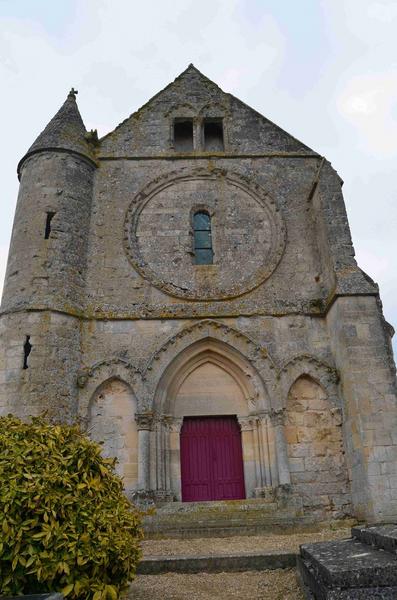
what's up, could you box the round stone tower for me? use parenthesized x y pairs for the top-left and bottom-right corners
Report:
(0, 90), (96, 420)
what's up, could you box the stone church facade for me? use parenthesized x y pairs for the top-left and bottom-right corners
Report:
(1, 65), (396, 523)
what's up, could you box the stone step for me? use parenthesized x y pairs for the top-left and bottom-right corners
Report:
(152, 498), (280, 514)
(298, 538), (397, 599)
(144, 515), (331, 539)
(142, 499), (354, 539)
(300, 538), (397, 589)
(145, 511), (296, 525)
(137, 550), (296, 575)
(143, 498), (303, 538)
(297, 554), (397, 600)
(352, 524), (397, 555)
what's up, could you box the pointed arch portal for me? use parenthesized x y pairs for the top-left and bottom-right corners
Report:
(77, 328), (348, 509)
(149, 337), (278, 501)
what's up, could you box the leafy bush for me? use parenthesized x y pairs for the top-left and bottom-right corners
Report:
(0, 415), (142, 599)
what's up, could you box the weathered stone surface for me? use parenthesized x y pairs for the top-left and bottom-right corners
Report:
(298, 530), (397, 599)
(142, 499), (346, 539)
(1, 64), (396, 522)
(18, 89), (95, 174)
(137, 550), (296, 574)
(124, 168), (286, 300)
(297, 554), (397, 599)
(352, 525), (397, 555)
(286, 376), (350, 518)
(300, 539), (397, 588)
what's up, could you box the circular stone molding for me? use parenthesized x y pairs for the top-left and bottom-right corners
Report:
(124, 168), (286, 300)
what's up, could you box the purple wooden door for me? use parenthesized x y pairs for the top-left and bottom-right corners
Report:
(180, 416), (246, 502)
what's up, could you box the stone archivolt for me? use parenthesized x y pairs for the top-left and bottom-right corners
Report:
(198, 100), (229, 117)
(164, 101), (196, 118)
(123, 168), (286, 300)
(140, 319), (276, 409)
(76, 319), (342, 500)
(77, 357), (137, 424)
(77, 321), (340, 416)
(278, 354), (340, 408)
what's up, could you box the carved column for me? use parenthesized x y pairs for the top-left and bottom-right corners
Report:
(135, 412), (154, 490)
(270, 408), (291, 486)
(160, 414), (174, 495)
(251, 416), (263, 488)
(167, 417), (183, 500)
(256, 412), (272, 487)
(237, 416), (257, 496)
(151, 413), (163, 492)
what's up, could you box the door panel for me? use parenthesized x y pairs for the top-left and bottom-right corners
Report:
(180, 416), (245, 502)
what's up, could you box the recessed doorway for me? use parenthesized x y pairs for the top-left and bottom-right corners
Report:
(180, 416), (245, 502)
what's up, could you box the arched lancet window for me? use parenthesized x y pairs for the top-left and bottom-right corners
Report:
(193, 211), (213, 265)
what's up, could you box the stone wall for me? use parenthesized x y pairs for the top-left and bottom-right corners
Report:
(1, 65), (396, 521)
(100, 66), (311, 157)
(0, 311), (80, 421)
(86, 157), (325, 317)
(74, 316), (343, 502)
(327, 296), (397, 521)
(286, 375), (350, 517)
(88, 378), (138, 493)
(2, 152), (95, 314)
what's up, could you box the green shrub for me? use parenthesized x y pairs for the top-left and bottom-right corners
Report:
(0, 415), (142, 599)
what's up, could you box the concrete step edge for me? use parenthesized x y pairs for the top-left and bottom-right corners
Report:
(296, 556), (316, 600)
(144, 514), (303, 525)
(297, 554), (397, 600)
(352, 525), (397, 555)
(143, 517), (295, 527)
(144, 523), (342, 540)
(145, 509), (296, 518)
(300, 539), (397, 590)
(137, 551), (296, 575)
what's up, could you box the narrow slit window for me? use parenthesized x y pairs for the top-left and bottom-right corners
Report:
(193, 211), (213, 265)
(23, 335), (32, 370)
(203, 119), (224, 151)
(44, 212), (55, 239)
(174, 119), (193, 152)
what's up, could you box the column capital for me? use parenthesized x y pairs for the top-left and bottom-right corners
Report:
(237, 416), (256, 431)
(135, 411), (154, 430)
(166, 417), (184, 433)
(255, 411), (270, 423)
(157, 413), (173, 426)
(269, 408), (286, 426)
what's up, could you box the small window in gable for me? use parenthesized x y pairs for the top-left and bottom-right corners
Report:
(203, 118), (224, 151)
(174, 118), (193, 152)
(193, 211), (213, 265)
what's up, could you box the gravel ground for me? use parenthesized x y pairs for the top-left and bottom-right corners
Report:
(141, 527), (351, 557)
(128, 569), (304, 600)
(131, 528), (350, 598)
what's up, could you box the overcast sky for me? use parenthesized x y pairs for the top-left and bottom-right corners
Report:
(1, 0), (396, 349)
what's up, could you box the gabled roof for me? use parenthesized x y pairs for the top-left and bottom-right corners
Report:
(99, 64), (316, 155)
(18, 89), (96, 176)
(99, 63), (222, 143)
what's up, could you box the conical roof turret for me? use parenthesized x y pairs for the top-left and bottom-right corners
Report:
(18, 89), (96, 176)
